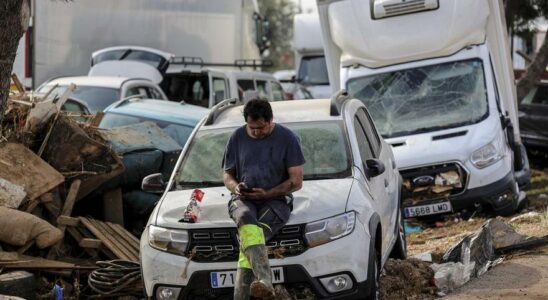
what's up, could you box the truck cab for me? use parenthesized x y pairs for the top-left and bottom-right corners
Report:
(317, 0), (530, 217)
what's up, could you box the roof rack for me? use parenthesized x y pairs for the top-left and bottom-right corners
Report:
(204, 97), (242, 125)
(170, 56), (273, 70)
(330, 89), (351, 116)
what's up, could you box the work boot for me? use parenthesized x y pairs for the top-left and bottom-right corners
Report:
(245, 244), (275, 300)
(233, 268), (254, 300)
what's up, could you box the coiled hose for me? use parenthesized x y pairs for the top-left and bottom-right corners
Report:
(88, 260), (143, 296)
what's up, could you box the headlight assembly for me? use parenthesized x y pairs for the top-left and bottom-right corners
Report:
(305, 212), (356, 247)
(471, 135), (505, 169)
(148, 225), (189, 255)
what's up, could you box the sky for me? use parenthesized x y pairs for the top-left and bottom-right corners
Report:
(294, 0), (318, 14)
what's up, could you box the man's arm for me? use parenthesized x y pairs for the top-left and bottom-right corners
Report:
(244, 165), (304, 200)
(224, 170), (241, 194)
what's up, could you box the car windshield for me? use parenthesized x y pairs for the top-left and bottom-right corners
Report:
(347, 59), (489, 138)
(175, 121), (352, 189)
(297, 56), (329, 85)
(37, 85), (120, 113)
(99, 112), (194, 146)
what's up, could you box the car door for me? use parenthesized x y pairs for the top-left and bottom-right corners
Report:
(519, 83), (548, 144)
(208, 71), (229, 107)
(352, 109), (392, 252)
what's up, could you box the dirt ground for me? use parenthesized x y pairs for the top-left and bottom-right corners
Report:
(381, 155), (548, 300)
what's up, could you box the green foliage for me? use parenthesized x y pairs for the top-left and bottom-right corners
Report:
(506, 0), (548, 37)
(258, 0), (299, 71)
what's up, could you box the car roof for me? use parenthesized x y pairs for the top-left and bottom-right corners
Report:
(44, 76), (135, 89)
(203, 99), (340, 129)
(105, 99), (209, 126)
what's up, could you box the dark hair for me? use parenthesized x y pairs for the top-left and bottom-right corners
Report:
(243, 99), (273, 121)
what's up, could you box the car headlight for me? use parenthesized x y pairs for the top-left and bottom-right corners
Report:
(305, 212), (356, 247)
(471, 134), (506, 169)
(148, 225), (189, 255)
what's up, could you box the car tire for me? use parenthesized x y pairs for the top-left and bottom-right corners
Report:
(367, 244), (381, 300)
(389, 209), (407, 260)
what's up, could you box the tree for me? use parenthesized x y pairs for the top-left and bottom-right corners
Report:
(0, 0), (30, 126)
(258, 0), (298, 71)
(506, 0), (548, 100)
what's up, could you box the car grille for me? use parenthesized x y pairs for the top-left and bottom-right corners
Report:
(401, 162), (468, 206)
(187, 225), (307, 262)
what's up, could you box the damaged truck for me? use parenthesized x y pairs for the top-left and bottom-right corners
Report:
(317, 0), (531, 218)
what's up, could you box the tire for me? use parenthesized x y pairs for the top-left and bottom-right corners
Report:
(0, 271), (36, 300)
(389, 208), (407, 259)
(367, 245), (381, 300)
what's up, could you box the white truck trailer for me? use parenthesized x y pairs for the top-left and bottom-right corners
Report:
(317, 0), (530, 218)
(27, 0), (268, 88)
(293, 13), (331, 98)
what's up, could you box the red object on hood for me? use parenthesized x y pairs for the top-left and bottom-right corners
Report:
(192, 189), (204, 202)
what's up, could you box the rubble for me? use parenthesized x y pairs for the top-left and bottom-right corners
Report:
(0, 75), (146, 298)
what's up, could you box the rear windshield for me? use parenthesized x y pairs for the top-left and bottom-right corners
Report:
(162, 73), (210, 108)
(298, 56), (329, 85)
(37, 85), (120, 113)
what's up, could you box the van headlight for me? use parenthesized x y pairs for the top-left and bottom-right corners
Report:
(305, 212), (356, 247)
(471, 135), (505, 169)
(148, 225), (189, 255)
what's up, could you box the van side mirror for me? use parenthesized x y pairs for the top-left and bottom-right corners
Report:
(365, 159), (385, 178)
(142, 173), (166, 193)
(290, 75), (297, 83)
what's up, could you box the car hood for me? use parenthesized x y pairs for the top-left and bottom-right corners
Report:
(155, 178), (353, 229)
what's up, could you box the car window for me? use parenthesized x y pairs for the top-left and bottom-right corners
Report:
(356, 108), (381, 157)
(126, 86), (148, 98)
(147, 87), (164, 100)
(353, 116), (375, 163)
(271, 82), (285, 101)
(297, 56), (330, 85)
(163, 74), (210, 107)
(212, 78), (227, 104)
(237, 80), (255, 100)
(37, 85), (120, 113)
(256, 80), (268, 99)
(176, 121), (351, 187)
(62, 100), (89, 123)
(526, 85), (548, 105)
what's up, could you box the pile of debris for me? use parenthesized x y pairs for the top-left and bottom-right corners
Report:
(0, 77), (145, 298)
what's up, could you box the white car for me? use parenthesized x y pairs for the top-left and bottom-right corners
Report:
(139, 93), (405, 299)
(36, 76), (168, 113)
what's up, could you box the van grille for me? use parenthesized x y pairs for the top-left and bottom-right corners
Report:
(401, 162), (468, 206)
(373, 0), (439, 19)
(187, 225), (307, 262)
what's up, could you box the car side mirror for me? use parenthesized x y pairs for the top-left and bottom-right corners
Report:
(142, 173), (166, 193)
(365, 159), (385, 178)
(290, 75), (297, 83)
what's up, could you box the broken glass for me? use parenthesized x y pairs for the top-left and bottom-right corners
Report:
(347, 59), (489, 138)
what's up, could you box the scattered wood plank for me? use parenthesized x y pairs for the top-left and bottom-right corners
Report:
(0, 253), (96, 270)
(103, 188), (124, 226)
(48, 180), (81, 259)
(57, 216), (80, 227)
(80, 217), (136, 261)
(79, 238), (102, 249)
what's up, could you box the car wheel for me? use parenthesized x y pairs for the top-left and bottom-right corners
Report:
(367, 246), (381, 300)
(389, 209), (407, 259)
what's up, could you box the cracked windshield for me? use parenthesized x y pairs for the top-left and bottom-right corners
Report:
(347, 59), (489, 138)
(175, 122), (351, 188)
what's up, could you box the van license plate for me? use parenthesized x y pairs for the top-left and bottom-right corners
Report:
(210, 267), (284, 288)
(404, 201), (452, 218)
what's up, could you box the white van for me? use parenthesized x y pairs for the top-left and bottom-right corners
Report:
(90, 46), (286, 108)
(317, 0), (530, 217)
(294, 13), (331, 98)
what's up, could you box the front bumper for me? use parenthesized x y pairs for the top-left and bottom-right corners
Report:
(141, 221), (372, 299)
(404, 171), (517, 215)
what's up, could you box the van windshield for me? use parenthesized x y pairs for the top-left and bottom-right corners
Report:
(175, 122), (352, 189)
(347, 59), (489, 138)
(298, 56), (330, 85)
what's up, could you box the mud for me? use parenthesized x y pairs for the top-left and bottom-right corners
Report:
(380, 258), (437, 300)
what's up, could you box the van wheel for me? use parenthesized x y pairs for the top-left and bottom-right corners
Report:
(389, 209), (407, 259)
(367, 246), (381, 300)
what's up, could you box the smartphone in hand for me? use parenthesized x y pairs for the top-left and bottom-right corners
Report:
(239, 187), (254, 193)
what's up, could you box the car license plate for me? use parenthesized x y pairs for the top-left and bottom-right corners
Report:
(404, 201), (452, 218)
(210, 267), (284, 288)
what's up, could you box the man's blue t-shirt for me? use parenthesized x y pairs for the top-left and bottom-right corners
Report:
(223, 124), (305, 191)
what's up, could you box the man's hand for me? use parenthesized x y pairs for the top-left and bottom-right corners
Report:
(235, 182), (249, 195)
